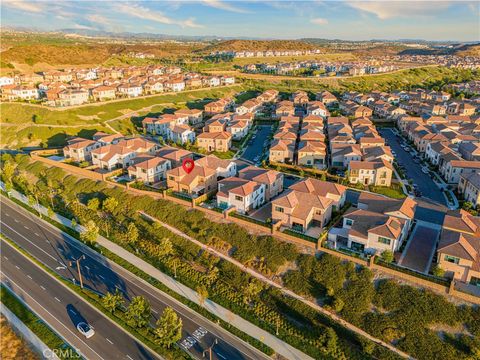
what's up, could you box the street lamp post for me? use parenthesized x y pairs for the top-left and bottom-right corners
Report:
(202, 339), (218, 360)
(69, 255), (86, 289)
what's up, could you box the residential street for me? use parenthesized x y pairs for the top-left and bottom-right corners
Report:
(240, 125), (273, 163)
(0, 197), (267, 360)
(1, 240), (159, 360)
(380, 128), (447, 205)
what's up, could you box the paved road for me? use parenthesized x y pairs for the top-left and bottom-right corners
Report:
(380, 128), (447, 205)
(399, 224), (440, 273)
(1, 240), (158, 360)
(0, 198), (267, 360)
(240, 125), (273, 164)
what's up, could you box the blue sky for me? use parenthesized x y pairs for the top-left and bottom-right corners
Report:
(2, 1), (479, 41)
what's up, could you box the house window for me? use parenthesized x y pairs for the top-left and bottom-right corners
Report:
(275, 206), (284, 213)
(444, 255), (460, 264)
(168, 176), (175, 181)
(345, 219), (353, 226)
(235, 195), (243, 201)
(378, 237), (391, 245)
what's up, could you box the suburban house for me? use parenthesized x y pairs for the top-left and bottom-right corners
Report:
(63, 137), (102, 162)
(195, 155), (237, 179)
(204, 98), (232, 115)
(196, 131), (232, 152)
(175, 108), (203, 127)
(216, 177), (266, 214)
(297, 141), (327, 169)
(228, 120), (250, 140)
(166, 164), (217, 196)
(91, 86), (117, 101)
(91, 138), (159, 170)
(117, 83), (143, 97)
(348, 160), (394, 186)
(156, 147), (193, 168)
(443, 160), (480, 185)
(289, 178), (347, 210)
(316, 91), (338, 107)
(330, 143), (362, 168)
(269, 139), (295, 164)
(458, 172), (480, 207)
(127, 156), (172, 183)
(271, 189), (333, 233)
(333, 208), (408, 253)
(238, 166), (284, 201)
(437, 210), (480, 285)
(167, 124), (196, 145)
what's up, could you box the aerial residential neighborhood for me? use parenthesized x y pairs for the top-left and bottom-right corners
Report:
(1, 2), (479, 360)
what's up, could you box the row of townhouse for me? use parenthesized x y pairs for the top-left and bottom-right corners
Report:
(211, 49), (322, 58)
(326, 114), (395, 187)
(1, 66), (235, 106)
(398, 113), (480, 206)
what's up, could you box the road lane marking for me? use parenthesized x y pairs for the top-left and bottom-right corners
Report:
(0, 222), (60, 265)
(34, 232), (40, 236)
(152, 309), (158, 314)
(106, 338), (113, 344)
(126, 355), (134, 360)
(1, 273), (104, 360)
(3, 256), (8, 261)
(40, 285), (46, 290)
(27, 275), (32, 279)
(14, 219), (19, 223)
(24, 226), (29, 230)
(5, 213), (9, 216)
(54, 297), (61, 302)
(15, 265), (20, 270)
(3, 204), (249, 360)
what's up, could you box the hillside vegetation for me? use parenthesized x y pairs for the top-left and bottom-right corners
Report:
(199, 39), (321, 53)
(0, 316), (39, 360)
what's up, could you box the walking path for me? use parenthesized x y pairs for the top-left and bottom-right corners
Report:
(3, 185), (412, 359)
(139, 212), (412, 359)
(2, 188), (312, 360)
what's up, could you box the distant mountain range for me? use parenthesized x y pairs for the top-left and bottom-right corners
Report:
(4, 26), (477, 45)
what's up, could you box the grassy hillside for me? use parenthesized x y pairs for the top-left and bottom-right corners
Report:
(240, 66), (480, 94)
(0, 85), (243, 148)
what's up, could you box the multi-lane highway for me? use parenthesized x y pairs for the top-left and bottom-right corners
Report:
(0, 196), (268, 360)
(1, 240), (159, 360)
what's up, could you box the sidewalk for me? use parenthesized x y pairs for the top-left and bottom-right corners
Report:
(139, 212), (412, 359)
(2, 188), (313, 360)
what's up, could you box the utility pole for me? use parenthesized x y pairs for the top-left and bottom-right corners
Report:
(69, 255), (86, 289)
(202, 339), (218, 360)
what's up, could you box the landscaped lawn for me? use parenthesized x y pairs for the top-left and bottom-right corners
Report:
(370, 185), (406, 199)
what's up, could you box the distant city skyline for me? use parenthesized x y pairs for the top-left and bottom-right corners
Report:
(2, 0), (479, 42)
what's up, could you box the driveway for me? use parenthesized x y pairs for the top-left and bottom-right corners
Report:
(398, 223), (440, 273)
(241, 125), (274, 164)
(380, 128), (447, 206)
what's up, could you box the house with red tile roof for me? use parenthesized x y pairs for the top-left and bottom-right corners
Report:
(437, 210), (480, 284)
(127, 155), (171, 183)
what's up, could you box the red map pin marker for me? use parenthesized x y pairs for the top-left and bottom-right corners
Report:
(182, 158), (195, 174)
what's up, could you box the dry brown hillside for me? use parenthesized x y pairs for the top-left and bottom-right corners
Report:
(200, 39), (321, 53)
(455, 44), (480, 57)
(0, 316), (39, 360)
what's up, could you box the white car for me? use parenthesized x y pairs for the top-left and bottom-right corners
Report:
(77, 322), (95, 339)
(422, 167), (429, 174)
